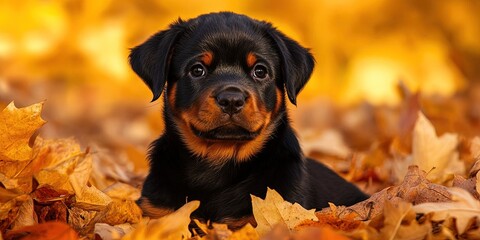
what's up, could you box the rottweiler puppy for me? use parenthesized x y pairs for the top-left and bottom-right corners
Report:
(130, 12), (367, 227)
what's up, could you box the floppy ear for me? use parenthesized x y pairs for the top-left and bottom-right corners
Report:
(129, 23), (185, 102)
(267, 28), (315, 105)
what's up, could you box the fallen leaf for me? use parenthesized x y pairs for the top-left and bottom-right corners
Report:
(4, 221), (79, 240)
(320, 166), (451, 220)
(229, 223), (259, 240)
(32, 185), (70, 203)
(94, 222), (135, 240)
(103, 182), (141, 200)
(298, 204), (362, 233)
(34, 200), (67, 223)
(11, 197), (36, 230)
(251, 188), (318, 236)
(85, 199), (142, 235)
(412, 112), (465, 183)
(74, 185), (112, 211)
(0, 102), (46, 161)
(0, 194), (29, 221)
(413, 187), (480, 234)
(377, 201), (430, 240)
(68, 206), (97, 235)
(122, 200), (200, 240)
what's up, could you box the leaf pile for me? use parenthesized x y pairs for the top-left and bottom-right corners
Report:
(3, 93), (480, 240)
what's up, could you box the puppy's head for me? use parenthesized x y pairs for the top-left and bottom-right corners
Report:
(130, 12), (314, 164)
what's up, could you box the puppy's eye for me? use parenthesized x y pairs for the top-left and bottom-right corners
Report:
(190, 63), (206, 78)
(252, 64), (268, 80)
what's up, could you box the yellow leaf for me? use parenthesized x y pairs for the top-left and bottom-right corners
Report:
(230, 223), (259, 240)
(122, 200), (200, 240)
(412, 112), (465, 183)
(0, 101), (46, 161)
(251, 188), (318, 236)
(34, 138), (86, 193)
(413, 188), (480, 234)
(379, 201), (430, 240)
(103, 182), (141, 201)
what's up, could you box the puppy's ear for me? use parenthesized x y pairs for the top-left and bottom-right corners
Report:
(267, 28), (315, 105)
(129, 22), (185, 101)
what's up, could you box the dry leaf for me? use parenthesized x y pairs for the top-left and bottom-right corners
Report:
(412, 112), (465, 183)
(68, 207), (97, 234)
(103, 182), (141, 200)
(321, 166), (451, 220)
(94, 222), (135, 240)
(11, 197), (36, 230)
(0, 102), (46, 161)
(251, 188), (318, 236)
(413, 187), (480, 234)
(122, 200), (200, 240)
(0, 194), (29, 221)
(74, 185), (112, 211)
(4, 221), (79, 240)
(378, 201), (430, 240)
(229, 224), (259, 240)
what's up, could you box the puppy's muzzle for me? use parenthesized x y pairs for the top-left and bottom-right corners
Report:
(214, 86), (248, 116)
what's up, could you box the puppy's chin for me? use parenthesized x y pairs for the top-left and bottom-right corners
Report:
(190, 124), (261, 142)
(175, 118), (273, 164)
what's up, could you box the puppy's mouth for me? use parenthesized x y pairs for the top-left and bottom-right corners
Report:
(190, 124), (260, 141)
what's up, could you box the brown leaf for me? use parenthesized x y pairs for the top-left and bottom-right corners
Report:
(11, 197), (36, 230)
(32, 185), (70, 203)
(34, 201), (67, 223)
(68, 206), (97, 235)
(320, 165), (451, 220)
(4, 221), (79, 240)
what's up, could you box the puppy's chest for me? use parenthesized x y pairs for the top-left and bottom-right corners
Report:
(184, 162), (243, 190)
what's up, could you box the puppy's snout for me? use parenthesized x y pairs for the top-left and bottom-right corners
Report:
(215, 86), (247, 115)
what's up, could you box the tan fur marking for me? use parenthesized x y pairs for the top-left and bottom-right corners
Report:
(138, 197), (174, 218)
(174, 90), (273, 164)
(167, 83), (177, 109)
(274, 88), (283, 113)
(246, 52), (257, 67)
(201, 52), (213, 66)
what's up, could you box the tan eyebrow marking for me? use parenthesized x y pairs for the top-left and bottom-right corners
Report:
(201, 52), (213, 66)
(246, 52), (257, 67)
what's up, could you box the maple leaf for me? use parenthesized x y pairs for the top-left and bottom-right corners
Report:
(412, 112), (465, 183)
(413, 187), (480, 234)
(251, 188), (318, 236)
(0, 102), (46, 161)
(122, 200), (200, 240)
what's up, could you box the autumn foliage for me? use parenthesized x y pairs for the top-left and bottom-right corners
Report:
(1, 92), (480, 239)
(2, 0), (480, 239)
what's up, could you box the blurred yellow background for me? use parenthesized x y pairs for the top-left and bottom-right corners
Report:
(0, 0), (479, 169)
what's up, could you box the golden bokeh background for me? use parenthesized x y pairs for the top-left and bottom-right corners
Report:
(0, 0), (479, 169)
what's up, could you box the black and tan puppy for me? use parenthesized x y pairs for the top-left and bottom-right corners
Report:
(130, 12), (367, 226)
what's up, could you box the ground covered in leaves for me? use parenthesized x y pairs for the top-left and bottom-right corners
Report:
(2, 84), (480, 240)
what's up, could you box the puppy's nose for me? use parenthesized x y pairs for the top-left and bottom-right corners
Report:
(215, 87), (246, 115)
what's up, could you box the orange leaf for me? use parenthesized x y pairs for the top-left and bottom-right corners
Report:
(4, 221), (79, 240)
(0, 102), (46, 161)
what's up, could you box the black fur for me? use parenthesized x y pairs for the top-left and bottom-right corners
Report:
(130, 12), (367, 224)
